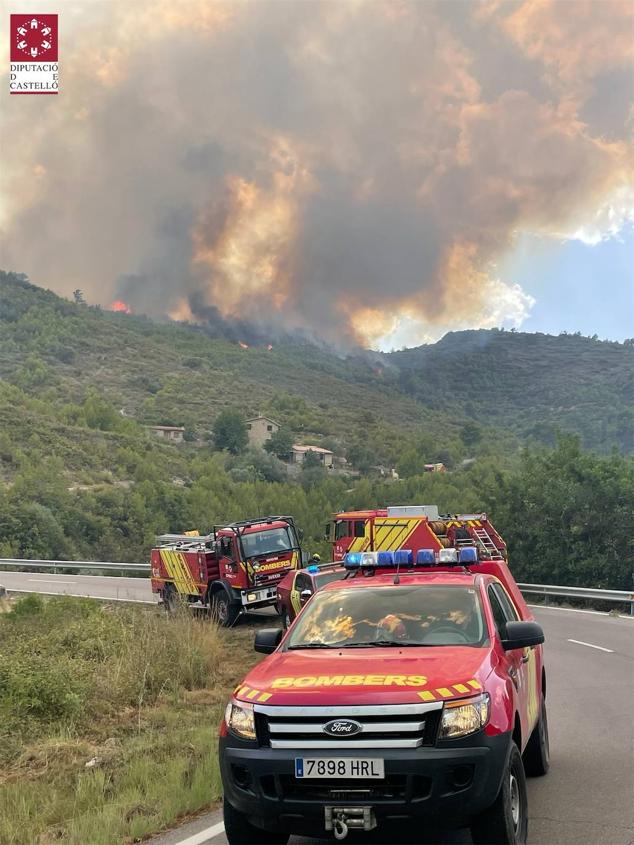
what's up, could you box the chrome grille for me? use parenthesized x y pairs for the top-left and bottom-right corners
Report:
(255, 701), (442, 749)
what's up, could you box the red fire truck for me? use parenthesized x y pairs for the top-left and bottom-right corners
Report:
(220, 527), (548, 845)
(150, 516), (302, 625)
(328, 505), (507, 564)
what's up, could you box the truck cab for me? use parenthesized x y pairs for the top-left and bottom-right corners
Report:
(220, 543), (549, 845)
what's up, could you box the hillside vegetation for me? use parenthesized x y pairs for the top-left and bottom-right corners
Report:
(388, 329), (634, 452)
(0, 270), (632, 589)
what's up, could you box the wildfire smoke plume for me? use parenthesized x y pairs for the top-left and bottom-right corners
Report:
(1, 0), (632, 349)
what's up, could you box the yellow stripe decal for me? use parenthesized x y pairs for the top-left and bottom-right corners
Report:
(418, 690), (436, 701)
(246, 688), (260, 700)
(436, 687), (453, 698)
(237, 685), (250, 697)
(467, 679), (482, 690)
(373, 519), (419, 551)
(160, 549), (198, 594)
(257, 692), (272, 702)
(453, 683), (470, 694)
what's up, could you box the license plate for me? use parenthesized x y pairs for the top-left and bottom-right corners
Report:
(295, 758), (384, 779)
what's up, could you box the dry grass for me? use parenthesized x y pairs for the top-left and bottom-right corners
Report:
(0, 596), (262, 845)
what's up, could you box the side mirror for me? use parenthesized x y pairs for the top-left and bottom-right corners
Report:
(300, 589), (312, 606)
(254, 628), (284, 654)
(501, 621), (544, 651)
(297, 527), (304, 542)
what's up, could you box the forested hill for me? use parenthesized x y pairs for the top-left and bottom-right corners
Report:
(1, 271), (632, 460)
(386, 329), (633, 452)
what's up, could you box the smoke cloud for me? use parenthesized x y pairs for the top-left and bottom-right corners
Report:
(1, 0), (632, 348)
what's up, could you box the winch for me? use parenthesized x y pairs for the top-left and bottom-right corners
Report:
(325, 807), (377, 840)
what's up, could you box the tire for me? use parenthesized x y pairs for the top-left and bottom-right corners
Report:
(223, 797), (288, 845)
(470, 742), (528, 845)
(523, 694), (550, 776)
(210, 589), (240, 627)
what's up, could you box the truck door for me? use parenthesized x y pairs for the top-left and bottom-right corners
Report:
(332, 518), (368, 559)
(488, 583), (535, 747)
(218, 535), (244, 586)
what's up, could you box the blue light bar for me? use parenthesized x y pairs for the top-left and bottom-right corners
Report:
(438, 548), (458, 564)
(344, 552), (363, 569)
(394, 549), (413, 567)
(416, 549), (436, 566)
(376, 551), (395, 567)
(458, 547), (478, 564)
(306, 564), (320, 573)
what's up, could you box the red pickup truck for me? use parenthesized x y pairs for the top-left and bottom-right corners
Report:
(220, 547), (549, 845)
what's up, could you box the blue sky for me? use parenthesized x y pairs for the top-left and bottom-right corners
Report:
(500, 229), (634, 342)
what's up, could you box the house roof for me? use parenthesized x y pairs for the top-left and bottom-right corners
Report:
(292, 444), (333, 455)
(149, 425), (185, 432)
(245, 416), (279, 426)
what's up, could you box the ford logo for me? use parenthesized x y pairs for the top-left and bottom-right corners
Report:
(323, 719), (362, 737)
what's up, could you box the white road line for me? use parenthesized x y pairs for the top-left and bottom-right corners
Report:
(174, 821), (225, 845)
(29, 579), (77, 584)
(568, 638), (614, 653)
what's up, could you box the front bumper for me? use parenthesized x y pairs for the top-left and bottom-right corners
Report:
(237, 585), (278, 607)
(220, 731), (511, 836)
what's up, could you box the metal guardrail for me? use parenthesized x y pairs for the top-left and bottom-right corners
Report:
(0, 559), (150, 573)
(1, 561), (632, 615)
(518, 582), (634, 616)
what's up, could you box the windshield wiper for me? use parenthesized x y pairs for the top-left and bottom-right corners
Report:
(287, 642), (338, 650)
(340, 640), (431, 648)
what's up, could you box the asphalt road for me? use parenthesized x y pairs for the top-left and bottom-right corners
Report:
(0, 570), (157, 603)
(149, 606), (634, 845)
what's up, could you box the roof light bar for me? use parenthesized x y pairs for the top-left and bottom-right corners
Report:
(344, 552), (363, 569)
(438, 548), (458, 564)
(458, 547), (478, 564)
(394, 549), (414, 567)
(415, 549), (436, 566)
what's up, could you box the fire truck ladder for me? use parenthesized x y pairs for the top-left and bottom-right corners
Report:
(155, 533), (215, 549)
(470, 526), (504, 560)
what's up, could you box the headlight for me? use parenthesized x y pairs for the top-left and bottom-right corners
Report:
(224, 700), (256, 740)
(439, 693), (490, 739)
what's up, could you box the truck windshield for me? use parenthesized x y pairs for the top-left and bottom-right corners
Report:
(285, 585), (486, 648)
(241, 527), (294, 558)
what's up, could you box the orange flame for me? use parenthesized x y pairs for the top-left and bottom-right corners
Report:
(110, 300), (132, 314)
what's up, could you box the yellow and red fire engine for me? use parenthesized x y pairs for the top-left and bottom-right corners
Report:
(151, 516), (302, 625)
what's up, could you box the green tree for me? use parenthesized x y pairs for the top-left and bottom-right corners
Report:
(212, 409), (248, 454)
(264, 427), (294, 460)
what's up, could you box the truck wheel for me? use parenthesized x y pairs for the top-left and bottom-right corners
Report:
(223, 797), (288, 845)
(470, 742), (528, 845)
(523, 694), (550, 776)
(210, 590), (239, 627)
